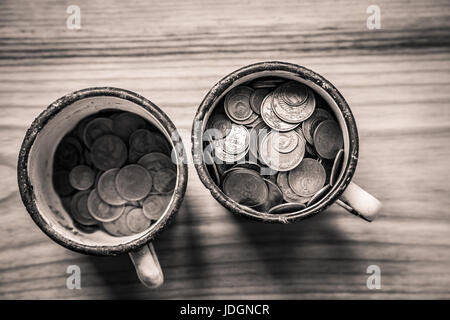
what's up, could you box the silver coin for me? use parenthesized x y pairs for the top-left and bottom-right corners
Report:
(280, 81), (309, 106)
(288, 158), (326, 197)
(272, 131), (299, 154)
(260, 93), (299, 132)
(277, 172), (311, 203)
(272, 86), (316, 124)
(302, 108), (333, 145)
(259, 131), (305, 172)
(213, 139), (247, 163)
(224, 86), (254, 122)
(221, 124), (250, 155)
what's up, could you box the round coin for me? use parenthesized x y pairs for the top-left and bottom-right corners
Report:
(97, 169), (127, 205)
(224, 87), (254, 122)
(249, 89), (270, 115)
(268, 202), (306, 214)
(112, 112), (147, 142)
(302, 108), (333, 145)
(152, 168), (176, 193)
(280, 81), (309, 106)
(87, 189), (124, 222)
(260, 93), (299, 132)
(102, 205), (135, 237)
(276, 172), (311, 204)
(272, 86), (316, 124)
(272, 131), (299, 154)
(129, 129), (163, 155)
(221, 125), (250, 155)
(116, 164), (152, 201)
(207, 114), (232, 140)
(259, 131), (305, 172)
(313, 120), (343, 159)
(142, 194), (171, 220)
(213, 139), (247, 164)
(138, 152), (175, 174)
(91, 135), (128, 171)
(83, 117), (113, 148)
(330, 148), (344, 186)
(222, 168), (268, 207)
(288, 158), (326, 197)
(69, 165), (95, 191)
(70, 190), (98, 226)
(126, 208), (151, 233)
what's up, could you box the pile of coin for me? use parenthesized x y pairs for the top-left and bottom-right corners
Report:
(53, 111), (176, 236)
(204, 78), (344, 213)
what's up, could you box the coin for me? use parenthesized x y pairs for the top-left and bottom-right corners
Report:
(313, 120), (343, 159)
(97, 169), (127, 205)
(222, 168), (268, 207)
(272, 84), (316, 124)
(87, 189), (124, 222)
(116, 164), (152, 201)
(213, 139), (247, 163)
(249, 89), (270, 115)
(142, 194), (171, 220)
(207, 114), (232, 140)
(280, 81), (309, 106)
(126, 208), (151, 233)
(129, 129), (165, 155)
(53, 170), (74, 196)
(288, 158), (326, 197)
(221, 125), (249, 155)
(306, 184), (331, 207)
(83, 117), (114, 148)
(91, 134), (128, 171)
(330, 148), (344, 186)
(271, 131), (299, 154)
(224, 86), (254, 122)
(259, 179), (283, 212)
(302, 108), (333, 145)
(268, 202), (306, 214)
(276, 172), (311, 203)
(69, 165), (95, 191)
(259, 131), (305, 172)
(112, 112), (147, 142)
(70, 190), (98, 226)
(152, 168), (176, 193)
(138, 152), (175, 174)
(260, 93), (299, 132)
(102, 205), (135, 237)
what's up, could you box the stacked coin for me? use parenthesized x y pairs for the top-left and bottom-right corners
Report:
(204, 77), (345, 214)
(53, 111), (176, 237)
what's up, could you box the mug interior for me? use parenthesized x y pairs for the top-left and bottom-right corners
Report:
(28, 96), (180, 248)
(200, 70), (351, 219)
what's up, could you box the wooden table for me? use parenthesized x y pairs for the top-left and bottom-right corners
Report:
(1, 0), (449, 299)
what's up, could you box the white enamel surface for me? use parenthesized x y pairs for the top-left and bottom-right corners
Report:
(28, 96), (178, 247)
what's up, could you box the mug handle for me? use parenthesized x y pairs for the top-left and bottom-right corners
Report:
(129, 243), (164, 288)
(336, 181), (382, 222)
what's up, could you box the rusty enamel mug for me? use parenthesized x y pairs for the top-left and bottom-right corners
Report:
(18, 87), (188, 288)
(192, 61), (381, 223)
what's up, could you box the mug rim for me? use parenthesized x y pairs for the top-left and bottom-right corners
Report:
(17, 87), (188, 256)
(192, 61), (359, 223)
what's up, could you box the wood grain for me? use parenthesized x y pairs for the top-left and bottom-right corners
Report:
(0, 0), (449, 299)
